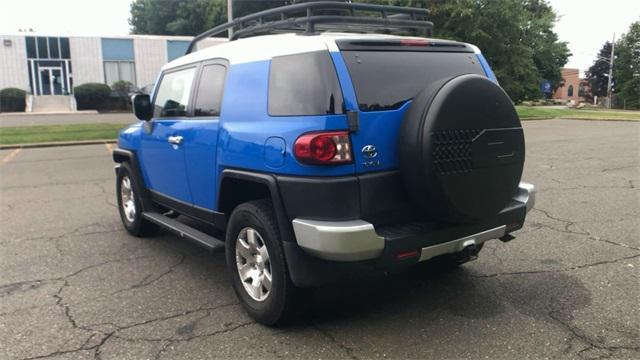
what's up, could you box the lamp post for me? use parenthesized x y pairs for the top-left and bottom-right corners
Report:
(228, 0), (234, 39)
(605, 33), (616, 109)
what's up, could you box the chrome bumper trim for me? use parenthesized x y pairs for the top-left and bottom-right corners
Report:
(516, 182), (536, 213)
(292, 182), (535, 262)
(291, 219), (384, 261)
(418, 225), (506, 262)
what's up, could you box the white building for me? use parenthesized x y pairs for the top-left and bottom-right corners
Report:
(0, 34), (226, 97)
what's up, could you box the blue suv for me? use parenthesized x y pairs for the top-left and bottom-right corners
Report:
(113, 2), (535, 325)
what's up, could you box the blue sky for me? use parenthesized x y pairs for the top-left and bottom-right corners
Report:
(1, 0), (638, 74)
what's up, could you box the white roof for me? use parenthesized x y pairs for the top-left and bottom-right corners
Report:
(163, 32), (467, 69)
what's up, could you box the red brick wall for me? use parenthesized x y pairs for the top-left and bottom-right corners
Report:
(553, 68), (587, 102)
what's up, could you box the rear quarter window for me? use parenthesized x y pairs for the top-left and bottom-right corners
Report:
(269, 51), (344, 116)
(342, 51), (485, 111)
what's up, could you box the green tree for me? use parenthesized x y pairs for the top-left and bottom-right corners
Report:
(586, 42), (613, 98)
(129, 0), (291, 36)
(128, 0), (569, 102)
(614, 20), (640, 108)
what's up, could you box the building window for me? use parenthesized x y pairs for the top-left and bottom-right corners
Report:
(37, 37), (48, 58)
(567, 85), (574, 97)
(167, 40), (190, 62)
(104, 61), (136, 86)
(60, 38), (70, 59)
(26, 37), (37, 58)
(101, 38), (135, 85)
(25, 36), (72, 95)
(578, 85), (586, 97)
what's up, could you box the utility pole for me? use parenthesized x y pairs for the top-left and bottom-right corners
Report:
(227, 0), (234, 39)
(606, 33), (616, 109)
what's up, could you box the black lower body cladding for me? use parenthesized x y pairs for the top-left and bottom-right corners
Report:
(399, 74), (525, 222)
(276, 171), (415, 226)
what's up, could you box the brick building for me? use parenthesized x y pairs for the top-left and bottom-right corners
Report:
(553, 68), (590, 102)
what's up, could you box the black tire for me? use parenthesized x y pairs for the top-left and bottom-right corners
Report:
(225, 199), (297, 325)
(399, 74), (525, 222)
(116, 162), (157, 237)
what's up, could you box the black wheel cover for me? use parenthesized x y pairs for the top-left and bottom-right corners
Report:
(399, 74), (525, 222)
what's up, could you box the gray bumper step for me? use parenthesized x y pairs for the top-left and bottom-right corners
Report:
(142, 212), (225, 252)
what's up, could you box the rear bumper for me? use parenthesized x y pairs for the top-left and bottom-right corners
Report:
(292, 182), (535, 263)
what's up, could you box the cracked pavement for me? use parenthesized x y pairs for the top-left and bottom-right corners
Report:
(1, 119), (638, 359)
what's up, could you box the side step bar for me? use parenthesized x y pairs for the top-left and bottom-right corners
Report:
(142, 212), (225, 252)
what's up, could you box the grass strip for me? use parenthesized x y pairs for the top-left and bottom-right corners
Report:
(0, 123), (125, 145)
(516, 106), (640, 121)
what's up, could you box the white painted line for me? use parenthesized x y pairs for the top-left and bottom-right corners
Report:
(1, 148), (21, 165)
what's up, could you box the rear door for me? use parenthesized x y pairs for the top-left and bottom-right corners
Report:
(182, 61), (228, 211)
(138, 66), (197, 202)
(336, 41), (486, 173)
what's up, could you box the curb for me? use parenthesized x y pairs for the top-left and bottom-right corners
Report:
(0, 139), (116, 150)
(558, 117), (639, 122)
(520, 117), (639, 122)
(0, 110), (99, 117)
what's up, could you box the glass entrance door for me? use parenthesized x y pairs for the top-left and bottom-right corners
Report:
(38, 67), (64, 95)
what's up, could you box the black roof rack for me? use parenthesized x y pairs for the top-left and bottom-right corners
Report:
(186, 1), (432, 54)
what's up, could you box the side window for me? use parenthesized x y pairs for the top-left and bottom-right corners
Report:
(269, 51), (344, 116)
(153, 67), (196, 118)
(194, 64), (226, 117)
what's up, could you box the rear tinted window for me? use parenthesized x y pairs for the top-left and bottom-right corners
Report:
(269, 51), (344, 116)
(342, 51), (485, 111)
(194, 64), (226, 117)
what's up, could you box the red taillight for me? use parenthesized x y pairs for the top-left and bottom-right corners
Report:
(399, 39), (429, 46)
(396, 250), (419, 261)
(294, 131), (352, 165)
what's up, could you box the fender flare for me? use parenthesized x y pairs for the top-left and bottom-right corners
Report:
(218, 169), (294, 243)
(112, 148), (154, 212)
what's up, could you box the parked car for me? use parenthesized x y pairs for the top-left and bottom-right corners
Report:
(112, 2), (535, 325)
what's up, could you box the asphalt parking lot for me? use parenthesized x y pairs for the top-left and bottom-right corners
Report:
(1, 119), (638, 360)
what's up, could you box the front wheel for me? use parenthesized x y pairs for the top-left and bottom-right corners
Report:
(116, 163), (157, 237)
(225, 199), (297, 325)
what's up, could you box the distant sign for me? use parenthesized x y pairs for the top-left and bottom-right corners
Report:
(540, 80), (553, 94)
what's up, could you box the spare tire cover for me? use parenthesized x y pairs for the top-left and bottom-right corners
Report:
(399, 74), (525, 222)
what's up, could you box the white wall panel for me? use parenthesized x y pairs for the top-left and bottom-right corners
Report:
(69, 37), (103, 86)
(0, 35), (29, 91)
(133, 37), (166, 87)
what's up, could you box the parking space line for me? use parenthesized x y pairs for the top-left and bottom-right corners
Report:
(1, 148), (21, 165)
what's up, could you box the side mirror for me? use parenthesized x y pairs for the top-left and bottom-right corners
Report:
(132, 94), (152, 121)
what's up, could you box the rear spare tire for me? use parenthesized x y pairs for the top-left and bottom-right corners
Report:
(399, 74), (525, 222)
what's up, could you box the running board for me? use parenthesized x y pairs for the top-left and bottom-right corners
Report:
(142, 212), (225, 252)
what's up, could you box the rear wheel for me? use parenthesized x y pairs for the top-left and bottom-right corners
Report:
(225, 199), (297, 325)
(116, 163), (157, 237)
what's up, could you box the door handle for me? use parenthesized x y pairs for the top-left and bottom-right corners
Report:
(168, 135), (183, 145)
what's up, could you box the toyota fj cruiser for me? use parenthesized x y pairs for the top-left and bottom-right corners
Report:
(113, 2), (535, 325)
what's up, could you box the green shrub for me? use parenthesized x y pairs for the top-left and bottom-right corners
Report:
(0, 88), (27, 112)
(111, 81), (134, 111)
(74, 83), (111, 110)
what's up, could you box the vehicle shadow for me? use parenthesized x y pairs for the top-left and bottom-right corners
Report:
(294, 261), (507, 326)
(155, 222), (591, 332)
